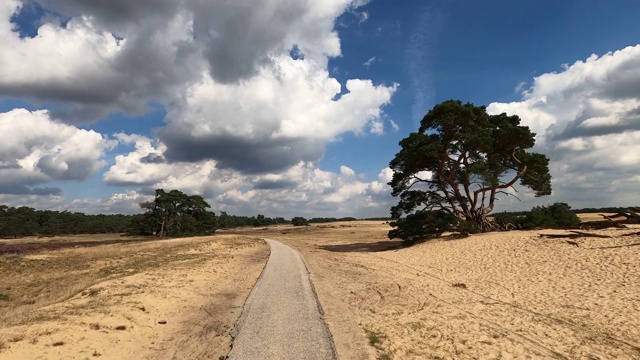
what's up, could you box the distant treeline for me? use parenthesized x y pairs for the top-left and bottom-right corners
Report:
(495, 206), (635, 218)
(0, 205), (132, 238)
(1, 188), (396, 238)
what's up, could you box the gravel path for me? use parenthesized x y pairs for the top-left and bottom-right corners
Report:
(227, 238), (337, 360)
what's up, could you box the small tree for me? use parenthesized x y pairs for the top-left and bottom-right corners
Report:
(388, 100), (552, 242)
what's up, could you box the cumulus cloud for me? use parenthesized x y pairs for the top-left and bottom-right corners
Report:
(103, 139), (393, 217)
(0, 0), (372, 121)
(158, 57), (397, 173)
(2, 0), (396, 174)
(0, 109), (114, 194)
(488, 45), (640, 209)
(0, 0), (398, 217)
(0, 0), (201, 122)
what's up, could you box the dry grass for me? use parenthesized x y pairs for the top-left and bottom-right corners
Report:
(0, 234), (256, 326)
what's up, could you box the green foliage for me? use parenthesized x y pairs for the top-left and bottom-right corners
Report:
(493, 212), (523, 229)
(131, 189), (217, 237)
(0, 206), (132, 238)
(291, 216), (309, 226)
(217, 212), (284, 228)
(388, 100), (552, 241)
(522, 203), (580, 229)
(388, 210), (459, 243)
(454, 220), (477, 236)
(494, 203), (580, 229)
(0, 292), (8, 301)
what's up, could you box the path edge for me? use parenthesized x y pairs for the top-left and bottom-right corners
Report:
(292, 242), (339, 360)
(226, 238), (272, 357)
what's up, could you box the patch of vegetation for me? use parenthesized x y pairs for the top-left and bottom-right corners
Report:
(388, 100), (552, 242)
(365, 327), (393, 360)
(0, 292), (8, 301)
(494, 203), (580, 230)
(366, 329), (385, 348)
(291, 217), (310, 226)
(452, 282), (467, 289)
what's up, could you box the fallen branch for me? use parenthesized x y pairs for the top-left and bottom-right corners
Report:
(578, 220), (627, 230)
(539, 231), (613, 239)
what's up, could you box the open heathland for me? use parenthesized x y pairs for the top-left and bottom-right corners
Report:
(0, 234), (269, 360)
(230, 218), (640, 359)
(1, 216), (638, 359)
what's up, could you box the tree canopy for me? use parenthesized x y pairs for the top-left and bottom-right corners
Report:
(133, 189), (217, 237)
(388, 100), (552, 242)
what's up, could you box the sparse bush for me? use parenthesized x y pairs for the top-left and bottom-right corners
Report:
(0, 293), (8, 301)
(493, 212), (523, 229)
(454, 220), (477, 236)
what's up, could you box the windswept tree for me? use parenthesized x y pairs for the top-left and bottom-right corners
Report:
(388, 100), (552, 242)
(135, 189), (216, 237)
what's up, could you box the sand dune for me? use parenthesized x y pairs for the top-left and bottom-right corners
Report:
(2, 222), (638, 359)
(250, 221), (640, 359)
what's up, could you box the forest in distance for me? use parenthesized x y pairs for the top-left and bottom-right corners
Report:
(0, 189), (364, 238)
(0, 194), (634, 239)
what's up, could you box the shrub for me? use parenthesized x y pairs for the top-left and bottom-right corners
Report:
(521, 203), (580, 229)
(291, 217), (309, 226)
(388, 210), (459, 243)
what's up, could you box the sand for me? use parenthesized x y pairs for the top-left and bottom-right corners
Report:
(2, 221), (638, 359)
(0, 235), (269, 360)
(236, 221), (640, 359)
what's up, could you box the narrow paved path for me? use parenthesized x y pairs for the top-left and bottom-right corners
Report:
(228, 239), (337, 360)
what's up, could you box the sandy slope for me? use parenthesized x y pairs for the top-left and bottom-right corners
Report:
(243, 222), (640, 359)
(0, 236), (269, 360)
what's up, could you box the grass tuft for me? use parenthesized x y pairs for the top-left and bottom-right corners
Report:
(452, 282), (467, 289)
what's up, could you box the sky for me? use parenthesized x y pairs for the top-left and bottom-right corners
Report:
(1, 0), (639, 218)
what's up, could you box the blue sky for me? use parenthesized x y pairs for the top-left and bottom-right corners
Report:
(1, 0), (640, 217)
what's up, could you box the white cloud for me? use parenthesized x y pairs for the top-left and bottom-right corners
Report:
(0, 0), (373, 121)
(488, 45), (640, 209)
(0, 0), (398, 217)
(0, 109), (114, 194)
(389, 119), (400, 132)
(363, 56), (376, 68)
(103, 145), (394, 216)
(158, 57), (397, 172)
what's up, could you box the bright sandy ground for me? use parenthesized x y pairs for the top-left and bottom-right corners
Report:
(1, 217), (639, 359)
(0, 235), (269, 360)
(235, 218), (640, 360)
